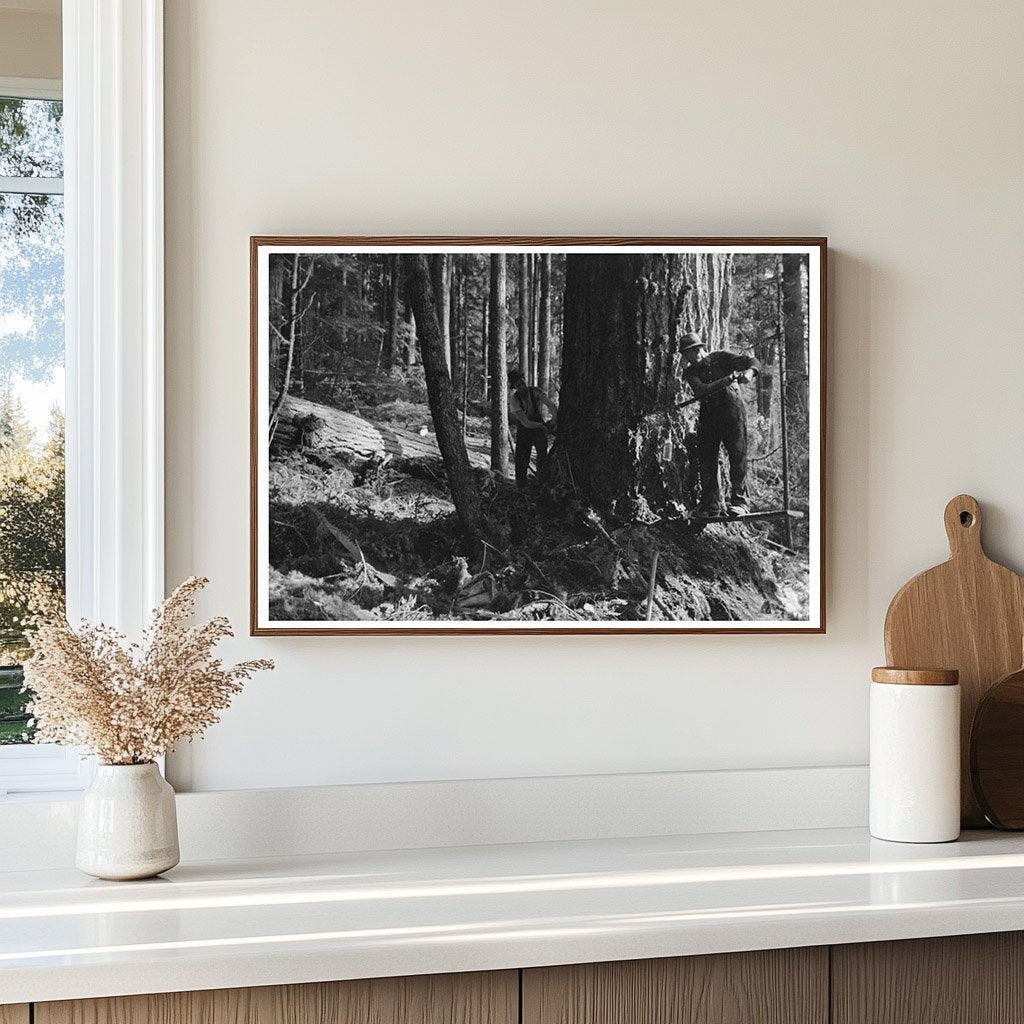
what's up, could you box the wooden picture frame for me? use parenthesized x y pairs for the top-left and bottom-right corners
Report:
(251, 237), (826, 635)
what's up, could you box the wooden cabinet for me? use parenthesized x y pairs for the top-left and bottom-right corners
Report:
(14, 933), (1024, 1024)
(34, 971), (517, 1024)
(522, 948), (828, 1024)
(832, 932), (1024, 1024)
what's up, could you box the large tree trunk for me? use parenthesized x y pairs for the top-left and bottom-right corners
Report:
(538, 253), (552, 392)
(488, 254), (510, 476)
(553, 252), (732, 517)
(781, 253), (808, 430)
(675, 252), (733, 350)
(402, 254), (483, 537)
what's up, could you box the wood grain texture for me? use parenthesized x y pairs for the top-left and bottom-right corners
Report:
(36, 971), (517, 1024)
(522, 948), (828, 1024)
(885, 494), (1024, 825)
(832, 932), (1024, 1024)
(0, 1007), (30, 1024)
(871, 667), (959, 686)
(276, 394), (491, 469)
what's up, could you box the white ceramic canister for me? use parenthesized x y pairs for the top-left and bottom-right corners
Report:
(76, 762), (181, 880)
(870, 667), (961, 843)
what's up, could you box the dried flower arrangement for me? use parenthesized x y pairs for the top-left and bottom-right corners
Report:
(23, 577), (273, 765)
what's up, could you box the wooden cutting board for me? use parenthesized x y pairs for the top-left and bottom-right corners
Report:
(884, 494), (1024, 826)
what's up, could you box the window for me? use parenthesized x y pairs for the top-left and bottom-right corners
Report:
(0, 80), (81, 794)
(0, 88), (66, 736)
(0, 5), (167, 798)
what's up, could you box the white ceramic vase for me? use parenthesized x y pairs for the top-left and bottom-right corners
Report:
(76, 762), (180, 880)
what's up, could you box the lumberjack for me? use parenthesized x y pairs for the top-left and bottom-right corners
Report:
(679, 332), (760, 517)
(508, 368), (558, 489)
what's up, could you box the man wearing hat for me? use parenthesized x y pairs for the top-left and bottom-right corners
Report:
(508, 368), (558, 489)
(680, 332), (760, 516)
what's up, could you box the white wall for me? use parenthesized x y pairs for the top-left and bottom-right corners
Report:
(164, 0), (1024, 792)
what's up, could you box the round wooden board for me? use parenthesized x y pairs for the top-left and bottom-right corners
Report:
(971, 663), (1024, 829)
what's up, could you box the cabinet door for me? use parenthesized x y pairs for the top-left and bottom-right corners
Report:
(36, 971), (517, 1024)
(0, 1007), (29, 1024)
(832, 932), (1024, 1024)
(523, 948), (828, 1024)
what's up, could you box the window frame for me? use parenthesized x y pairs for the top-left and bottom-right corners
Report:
(0, 0), (165, 797)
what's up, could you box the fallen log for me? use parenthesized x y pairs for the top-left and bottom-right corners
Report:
(273, 395), (490, 470)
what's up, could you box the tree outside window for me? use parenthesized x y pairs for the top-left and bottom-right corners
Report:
(0, 94), (65, 744)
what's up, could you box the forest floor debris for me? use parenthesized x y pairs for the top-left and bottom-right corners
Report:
(268, 381), (810, 624)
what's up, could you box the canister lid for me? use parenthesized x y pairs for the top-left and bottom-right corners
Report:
(871, 667), (959, 686)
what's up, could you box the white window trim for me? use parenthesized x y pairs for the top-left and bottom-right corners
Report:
(0, 175), (63, 195)
(0, 76), (62, 101)
(0, 77), (64, 194)
(0, 2), (165, 797)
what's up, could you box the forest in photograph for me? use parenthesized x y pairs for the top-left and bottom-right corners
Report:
(262, 246), (817, 627)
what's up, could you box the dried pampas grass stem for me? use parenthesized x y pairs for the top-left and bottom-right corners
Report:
(23, 577), (274, 765)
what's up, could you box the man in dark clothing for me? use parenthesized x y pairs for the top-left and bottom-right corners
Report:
(680, 332), (760, 516)
(508, 368), (558, 489)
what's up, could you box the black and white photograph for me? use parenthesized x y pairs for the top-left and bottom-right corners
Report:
(251, 238), (825, 634)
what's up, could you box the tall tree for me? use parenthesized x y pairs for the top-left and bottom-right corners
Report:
(538, 253), (552, 392)
(554, 253), (732, 517)
(401, 255), (483, 537)
(269, 254), (315, 440)
(430, 254), (452, 374)
(781, 253), (808, 430)
(339, 262), (348, 348)
(480, 264), (490, 399)
(0, 399), (65, 660)
(488, 254), (510, 476)
(517, 254), (529, 375)
(531, 253), (542, 383)
(404, 304), (416, 366)
(384, 254), (400, 370)
(451, 260), (466, 407)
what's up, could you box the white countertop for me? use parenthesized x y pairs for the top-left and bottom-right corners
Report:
(4, 826), (1024, 1004)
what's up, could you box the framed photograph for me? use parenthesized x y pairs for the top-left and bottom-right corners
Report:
(251, 237), (826, 635)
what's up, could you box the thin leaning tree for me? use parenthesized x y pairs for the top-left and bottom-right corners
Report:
(268, 253), (316, 442)
(401, 255), (484, 539)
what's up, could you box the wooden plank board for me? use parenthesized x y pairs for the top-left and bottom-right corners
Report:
(36, 971), (518, 1024)
(0, 1007), (30, 1024)
(832, 933), (1024, 1024)
(885, 494), (1024, 825)
(522, 949), (828, 1024)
